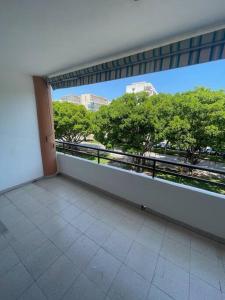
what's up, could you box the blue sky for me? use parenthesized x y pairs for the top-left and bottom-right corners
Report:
(52, 60), (225, 101)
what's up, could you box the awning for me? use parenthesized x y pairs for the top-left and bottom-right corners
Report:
(48, 28), (225, 90)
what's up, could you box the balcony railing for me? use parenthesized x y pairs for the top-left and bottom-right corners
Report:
(56, 141), (225, 194)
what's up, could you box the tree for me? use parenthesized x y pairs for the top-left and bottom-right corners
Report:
(149, 93), (176, 151)
(53, 101), (92, 143)
(93, 92), (160, 155)
(54, 88), (225, 166)
(94, 88), (225, 164)
(162, 88), (225, 164)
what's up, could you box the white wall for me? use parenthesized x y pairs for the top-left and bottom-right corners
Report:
(57, 153), (225, 240)
(0, 72), (43, 192)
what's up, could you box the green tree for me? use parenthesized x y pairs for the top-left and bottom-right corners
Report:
(54, 88), (225, 166)
(53, 101), (92, 143)
(94, 92), (160, 155)
(150, 93), (176, 151)
(163, 88), (225, 163)
(94, 88), (225, 164)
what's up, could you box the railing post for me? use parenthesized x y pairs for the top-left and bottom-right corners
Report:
(63, 142), (65, 154)
(152, 160), (156, 178)
(142, 158), (145, 173)
(97, 149), (100, 164)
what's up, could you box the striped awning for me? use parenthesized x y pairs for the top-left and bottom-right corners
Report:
(48, 28), (225, 90)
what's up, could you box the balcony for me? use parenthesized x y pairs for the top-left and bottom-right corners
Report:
(1, 2), (225, 298)
(0, 173), (225, 299)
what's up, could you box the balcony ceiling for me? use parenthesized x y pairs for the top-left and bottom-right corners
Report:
(0, 0), (225, 76)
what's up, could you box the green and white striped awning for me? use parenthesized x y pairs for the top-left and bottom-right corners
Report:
(48, 28), (225, 90)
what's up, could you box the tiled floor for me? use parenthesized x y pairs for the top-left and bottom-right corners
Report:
(0, 175), (225, 300)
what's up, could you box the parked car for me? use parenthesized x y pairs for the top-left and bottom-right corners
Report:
(202, 146), (216, 155)
(156, 141), (167, 148)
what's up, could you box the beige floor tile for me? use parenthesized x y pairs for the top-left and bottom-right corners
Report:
(153, 257), (189, 300)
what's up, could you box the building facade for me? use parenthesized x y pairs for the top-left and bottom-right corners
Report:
(80, 94), (109, 112)
(61, 94), (81, 105)
(60, 94), (109, 111)
(126, 82), (157, 96)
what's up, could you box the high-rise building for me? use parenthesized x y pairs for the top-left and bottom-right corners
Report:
(60, 94), (109, 111)
(126, 82), (157, 96)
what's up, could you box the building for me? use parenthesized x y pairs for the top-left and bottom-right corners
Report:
(126, 82), (157, 96)
(61, 94), (81, 105)
(1, 1), (225, 299)
(60, 93), (109, 111)
(80, 94), (109, 112)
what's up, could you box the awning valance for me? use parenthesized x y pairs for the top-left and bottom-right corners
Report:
(48, 28), (225, 90)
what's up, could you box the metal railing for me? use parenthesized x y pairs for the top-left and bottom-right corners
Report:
(56, 140), (225, 192)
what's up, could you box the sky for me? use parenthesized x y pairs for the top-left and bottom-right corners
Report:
(52, 60), (225, 101)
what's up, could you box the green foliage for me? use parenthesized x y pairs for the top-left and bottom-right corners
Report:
(53, 88), (225, 165)
(53, 101), (92, 143)
(93, 92), (160, 155)
(163, 88), (225, 163)
(94, 87), (225, 163)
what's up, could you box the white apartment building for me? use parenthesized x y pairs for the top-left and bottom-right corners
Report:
(126, 82), (157, 96)
(61, 94), (81, 105)
(60, 93), (109, 111)
(80, 94), (109, 112)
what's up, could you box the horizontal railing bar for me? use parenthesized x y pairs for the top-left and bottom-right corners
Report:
(100, 156), (154, 171)
(59, 145), (155, 171)
(56, 141), (225, 189)
(56, 141), (225, 175)
(58, 147), (100, 159)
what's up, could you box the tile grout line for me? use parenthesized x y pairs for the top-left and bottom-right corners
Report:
(188, 233), (191, 300)
(3, 187), (77, 299)
(2, 178), (225, 299)
(104, 238), (136, 300)
(144, 223), (166, 300)
(3, 182), (129, 299)
(58, 232), (103, 299)
(6, 181), (132, 299)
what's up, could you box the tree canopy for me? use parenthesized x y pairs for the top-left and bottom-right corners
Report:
(53, 101), (92, 143)
(156, 88), (225, 163)
(53, 87), (225, 164)
(94, 88), (225, 163)
(93, 92), (161, 155)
